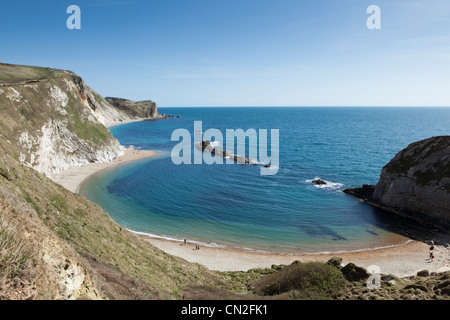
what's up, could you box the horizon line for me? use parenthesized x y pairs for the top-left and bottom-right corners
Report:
(157, 105), (450, 108)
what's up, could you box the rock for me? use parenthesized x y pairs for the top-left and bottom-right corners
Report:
(311, 178), (327, 185)
(197, 140), (256, 166)
(344, 136), (450, 228)
(326, 257), (343, 269)
(341, 263), (370, 282)
(343, 185), (375, 200)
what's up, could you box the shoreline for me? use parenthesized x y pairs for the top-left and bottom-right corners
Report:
(48, 125), (450, 278)
(106, 118), (148, 128)
(141, 234), (450, 277)
(50, 149), (158, 193)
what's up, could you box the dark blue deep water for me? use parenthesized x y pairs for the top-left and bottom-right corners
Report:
(80, 107), (450, 253)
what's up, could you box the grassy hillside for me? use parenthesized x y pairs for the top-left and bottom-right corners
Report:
(0, 63), (65, 84)
(0, 148), (227, 299)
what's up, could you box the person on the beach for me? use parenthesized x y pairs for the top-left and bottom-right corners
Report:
(184, 238), (187, 245)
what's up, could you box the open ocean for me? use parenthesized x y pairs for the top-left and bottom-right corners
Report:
(80, 107), (450, 253)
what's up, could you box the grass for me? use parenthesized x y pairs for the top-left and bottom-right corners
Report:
(0, 63), (67, 84)
(0, 148), (226, 299)
(0, 215), (34, 281)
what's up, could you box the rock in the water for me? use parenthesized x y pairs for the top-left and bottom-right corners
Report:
(343, 184), (375, 200)
(197, 140), (256, 166)
(344, 136), (450, 228)
(372, 136), (450, 226)
(311, 178), (327, 185)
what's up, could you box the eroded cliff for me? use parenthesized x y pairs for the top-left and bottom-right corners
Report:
(0, 63), (131, 178)
(345, 136), (450, 227)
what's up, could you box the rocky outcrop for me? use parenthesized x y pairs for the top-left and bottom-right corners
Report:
(343, 184), (375, 200)
(344, 136), (450, 227)
(311, 178), (327, 186)
(105, 97), (166, 119)
(196, 140), (258, 165)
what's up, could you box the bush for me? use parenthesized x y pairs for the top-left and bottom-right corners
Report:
(251, 262), (345, 299)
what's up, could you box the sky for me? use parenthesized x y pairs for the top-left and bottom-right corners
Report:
(1, 0), (450, 107)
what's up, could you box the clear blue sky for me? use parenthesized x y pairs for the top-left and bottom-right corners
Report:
(1, 0), (449, 106)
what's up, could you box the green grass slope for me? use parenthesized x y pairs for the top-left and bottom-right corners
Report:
(0, 148), (226, 299)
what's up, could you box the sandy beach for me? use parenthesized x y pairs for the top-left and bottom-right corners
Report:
(50, 149), (157, 193)
(143, 236), (450, 277)
(50, 146), (450, 278)
(105, 118), (149, 128)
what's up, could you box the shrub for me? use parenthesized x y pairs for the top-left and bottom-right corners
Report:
(251, 262), (345, 299)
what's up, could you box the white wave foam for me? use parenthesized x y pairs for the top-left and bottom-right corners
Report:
(306, 177), (344, 190)
(128, 229), (227, 248)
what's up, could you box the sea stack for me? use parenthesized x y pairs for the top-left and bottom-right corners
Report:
(344, 136), (450, 228)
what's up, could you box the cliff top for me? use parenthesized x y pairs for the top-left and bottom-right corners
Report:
(383, 136), (450, 190)
(0, 63), (69, 85)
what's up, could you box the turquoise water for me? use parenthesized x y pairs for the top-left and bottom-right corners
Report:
(80, 107), (450, 253)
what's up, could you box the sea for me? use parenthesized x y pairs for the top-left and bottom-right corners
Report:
(79, 107), (450, 254)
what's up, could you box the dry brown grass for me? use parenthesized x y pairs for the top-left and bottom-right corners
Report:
(0, 211), (34, 281)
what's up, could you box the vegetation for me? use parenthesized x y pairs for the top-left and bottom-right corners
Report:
(0, 215), (34, 281)
(250, 262), (345, 299)
(0, 63), (65, 84)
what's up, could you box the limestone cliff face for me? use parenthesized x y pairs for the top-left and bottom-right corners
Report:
(371, 136), (450, 225)
(0, 63), (130, 177)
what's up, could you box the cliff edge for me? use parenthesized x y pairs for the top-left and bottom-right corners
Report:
(0, 63), (222, 299)
(344, 136), (450, 227)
